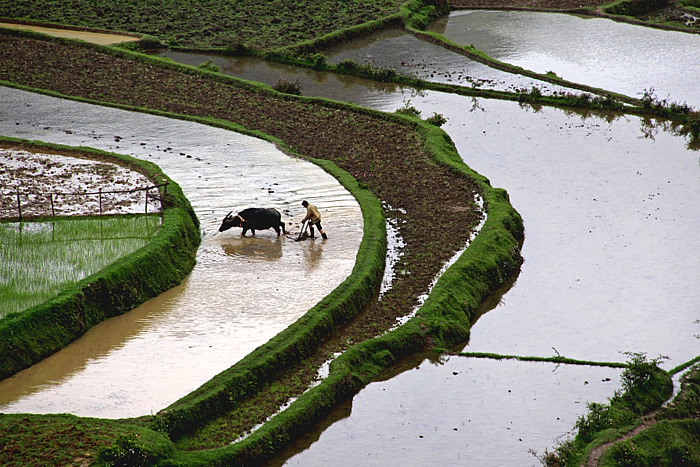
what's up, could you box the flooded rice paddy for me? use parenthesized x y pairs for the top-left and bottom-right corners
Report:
(0, 87), (362, 418)
(429, 11), (700, 106)
(2, 10), (699, 465)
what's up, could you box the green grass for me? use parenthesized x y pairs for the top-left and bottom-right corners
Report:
(0, 215), (160, 317)
(0, 413), (173, 467)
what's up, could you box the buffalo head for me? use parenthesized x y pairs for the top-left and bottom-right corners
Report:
(219, 211), (242, 232)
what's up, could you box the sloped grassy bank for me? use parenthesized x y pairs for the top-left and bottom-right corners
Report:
(543, 356), (700, 467)
(0, 137), (200, 380)
(0, 30), (522, 465)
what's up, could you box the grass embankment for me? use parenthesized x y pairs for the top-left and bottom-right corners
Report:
(0, 28), (524, 465)
(540, 355), (700, 467)
(0, 138), (200, 380)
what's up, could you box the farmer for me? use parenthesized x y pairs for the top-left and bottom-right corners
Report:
(301, 200), (328, 239)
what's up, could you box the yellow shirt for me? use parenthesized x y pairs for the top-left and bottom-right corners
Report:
(303, 203), (321, 223)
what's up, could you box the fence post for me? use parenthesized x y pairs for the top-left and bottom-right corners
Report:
(145, 190), (149, 214)
(99, 189), (103, 216)
(16, 191), (22, 221)
(50, 193), (55, 217)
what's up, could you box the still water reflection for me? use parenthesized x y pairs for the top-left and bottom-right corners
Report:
(276, 356), (622, 467)
(429, 11), (700, 107)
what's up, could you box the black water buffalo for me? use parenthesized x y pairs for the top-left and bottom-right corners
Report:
(219, 208), (286, 237)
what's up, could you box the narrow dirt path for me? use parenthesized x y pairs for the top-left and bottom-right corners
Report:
(583, 411), (660, 466)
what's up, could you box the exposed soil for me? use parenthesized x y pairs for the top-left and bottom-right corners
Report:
(0, 147), (159, 219)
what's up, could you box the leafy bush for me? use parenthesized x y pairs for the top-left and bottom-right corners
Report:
(224, 41), (249, 57)
(196, 59), (220, 73)
(613, 352), (669, 414)
(395, 101), (421, 118)
(425, 112), (447, 127)
(97, 432), (174, 467)
(273, 78), (303, 95)
(306, 52), (327, 70)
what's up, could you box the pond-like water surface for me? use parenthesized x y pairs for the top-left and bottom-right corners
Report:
(430, 11), (700, 107)
(268, 94), (699, 466)
(275, 356), (622, 467)
(322, 28), (573, 95)
(0, 86), (362, 418)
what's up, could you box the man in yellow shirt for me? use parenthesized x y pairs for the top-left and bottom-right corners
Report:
(301, 200), (328, 239)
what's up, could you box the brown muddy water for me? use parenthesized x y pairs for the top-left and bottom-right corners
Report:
(0, 22), (138, 45)
(2, 12), (699, 464)
(0, 87), (362, 418)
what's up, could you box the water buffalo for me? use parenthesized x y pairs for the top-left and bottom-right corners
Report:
(219, 208), (286, 237)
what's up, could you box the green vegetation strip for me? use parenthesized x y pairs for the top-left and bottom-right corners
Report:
(0, 137), (200, 380)
(542, 356), (700, 467)
(455, 351), (628, 368)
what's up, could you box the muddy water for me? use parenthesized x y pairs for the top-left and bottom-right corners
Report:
(429, 11), (700, 107)
(0, 22), (138, 45)
(0, 86), (362, 418)
(322, 27), (573, 95)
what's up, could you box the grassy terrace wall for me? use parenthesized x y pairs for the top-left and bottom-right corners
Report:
(0, 138), (201, 380)
(149, 124), (523, 466)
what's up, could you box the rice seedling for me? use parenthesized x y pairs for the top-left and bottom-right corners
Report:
(0, 215), (160, 317)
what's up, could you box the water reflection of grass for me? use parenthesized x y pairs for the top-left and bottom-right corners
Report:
(0, 215), (160, 317)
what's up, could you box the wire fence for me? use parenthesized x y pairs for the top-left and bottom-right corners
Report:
(0, 183), (168, 221)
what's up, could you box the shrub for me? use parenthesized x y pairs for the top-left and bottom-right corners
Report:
(196, 60), (220, 73)
(224, 41), (249, 57)
(273, 78), (303, 96)
(306, 52), (327, 70)
(425, 112), (447, 127)
(395, 101), (421, 118)
(612, 352), (669, 414)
